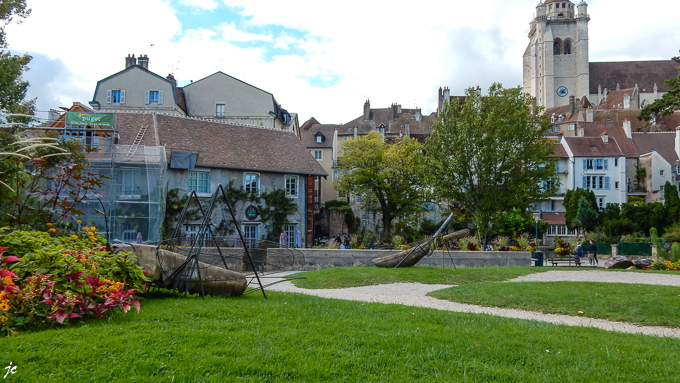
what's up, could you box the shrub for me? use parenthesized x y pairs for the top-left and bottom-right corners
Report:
(0, 229), (147, 336)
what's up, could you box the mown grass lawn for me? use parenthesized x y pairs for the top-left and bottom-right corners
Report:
(289, 266), (543, 289)
(2, 290), (680, 382)
(429, 281), (680, 327)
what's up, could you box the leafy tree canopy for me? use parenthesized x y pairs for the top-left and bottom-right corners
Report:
(334, 130), (429, 238)
(638, 51), (680, 121)
(0, 0), (32, 125)
(425, 83), (557, 244)
(564, 188), (597, 231)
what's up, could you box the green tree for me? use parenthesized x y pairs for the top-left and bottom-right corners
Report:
(0, 0), (33, 126)
(425, 83), (557, 245)
(564, 188), (597, 231)
(573, 196), (599, 235)
(258, 188), (298, 242)
(664, 180), (680, 224)
(638, 52), (680, 121)
(334, 131), (428, 238)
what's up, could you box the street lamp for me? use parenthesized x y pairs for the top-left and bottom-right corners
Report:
(532, 211), (543, 267)
(532, 211), (541, 245)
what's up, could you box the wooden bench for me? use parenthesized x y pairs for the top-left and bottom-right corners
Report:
(547, 256), (582, 266)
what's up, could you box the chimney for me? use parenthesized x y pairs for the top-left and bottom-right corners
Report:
(405, 122), (411, 138)
(676, 128), (680, 161)
(622, 119), (632, 139)
(125, 54), (137, 68)
(397, 104), (402, 115)
(442, 87), (451, 106)
(138, 54), (149, 69)
(578, 126), (584, 137)
(392, 103), (398, 120)
(415, 108), (422, 122)
(586, 108), (593, 122)
(353, 125), (358, 140)
(601, 130), (609, 144)
(569, 95), (575, 115)
(167, 73), (177, 85)
(363, 99), (370, 120)
(623, 94), (631, 110)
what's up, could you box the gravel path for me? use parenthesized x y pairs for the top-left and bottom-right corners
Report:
(266, 270), (680, 338)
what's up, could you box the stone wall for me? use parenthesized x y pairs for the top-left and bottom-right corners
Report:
(267, 249), (532, 271)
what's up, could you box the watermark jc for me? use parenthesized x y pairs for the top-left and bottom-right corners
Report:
(3, 362), (17, 379)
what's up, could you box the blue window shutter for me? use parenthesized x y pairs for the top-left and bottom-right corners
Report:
(582, 159), (586, 169)
(582, 176), (587, 188)
(604, 159), (608, 170)
(604, 177), (610, 189)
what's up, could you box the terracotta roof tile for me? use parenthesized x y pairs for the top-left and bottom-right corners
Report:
(114, 112), (327, 176)
(562, 136), (625, 157)
(596, 87), (635, 110)
(579, 122), (638, 157)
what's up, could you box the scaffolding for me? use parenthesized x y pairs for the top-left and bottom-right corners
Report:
(80, 143), (166, 244)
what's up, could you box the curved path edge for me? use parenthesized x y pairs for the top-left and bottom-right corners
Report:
(265, 270), (680, 338)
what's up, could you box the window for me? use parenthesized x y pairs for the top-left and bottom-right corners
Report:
(242, 225), (258, 249)
(563, 42), (571, 54)
(660, 184), (665, 191)
(584, 159), (607, 170)
(615, 181), (619, 189)
(316, 136), (323, 143)
(121, 170), (141, 198)
(285, 175), (298, 198)
(215, 104), (226, 118)
(660, 170), (665, 176)
(615, 158), (618, 167)
(568, 124), (575, 131)
(244, 173), (260, 195)
(598, 198), (604, 209)
(145, 90), (163, 105)
(284, 224), (297, 248)
(122, 224), (136, 242)
(550, 200), (555, 211)
(553, 41), (561, 55)
(333, 170), (342, 180)
(313, 150), (322, 160)
(188, 171), (210, 194)
(554, 125), (560, 132)
(106, 89), (125, 104)
(583, 176), (610, 190)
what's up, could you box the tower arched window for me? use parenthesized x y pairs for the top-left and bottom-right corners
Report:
(553, 40), (561, 55)
(563, 41), (571, 54)
(557, 13), (564, 19)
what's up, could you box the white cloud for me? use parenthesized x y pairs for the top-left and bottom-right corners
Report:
(6, 0), (680, 125)
(179, 0), (219, 10)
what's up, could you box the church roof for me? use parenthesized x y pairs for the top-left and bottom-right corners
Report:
(589, 60), (680, 95)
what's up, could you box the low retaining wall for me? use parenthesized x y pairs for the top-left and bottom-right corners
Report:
(268, 249), (532, 271)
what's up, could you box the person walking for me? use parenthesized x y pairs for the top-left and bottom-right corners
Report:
(588, 240), (598, 265)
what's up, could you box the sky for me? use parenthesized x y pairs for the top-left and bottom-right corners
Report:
(4, 0), (680, 125)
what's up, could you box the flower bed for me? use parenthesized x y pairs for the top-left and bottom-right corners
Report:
(0, 229), (148, 336)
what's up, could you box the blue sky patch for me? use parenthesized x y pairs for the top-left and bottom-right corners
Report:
(171, 1), (309, 63)
(300, 73), (342, 88)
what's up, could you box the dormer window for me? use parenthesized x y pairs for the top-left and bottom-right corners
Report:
(314, 132), (325, 143)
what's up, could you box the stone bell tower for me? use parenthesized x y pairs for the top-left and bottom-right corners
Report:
(523, 0), (590, 109)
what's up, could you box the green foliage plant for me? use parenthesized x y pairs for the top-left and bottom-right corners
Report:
(0, 229), (147, 335)
(334, 131), (429, 239)
(563, 188), (598, 235)
(426, 83), (557, 246)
